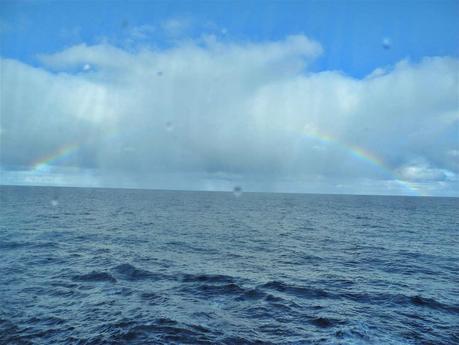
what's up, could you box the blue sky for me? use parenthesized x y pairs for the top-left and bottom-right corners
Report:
(1, 1), (458, 195)
(2, 0), (458, 76)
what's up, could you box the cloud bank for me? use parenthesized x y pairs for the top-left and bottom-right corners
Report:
(1, 34), (458, 195)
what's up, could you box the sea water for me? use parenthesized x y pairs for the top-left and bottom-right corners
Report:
(0, 186), (458, 344)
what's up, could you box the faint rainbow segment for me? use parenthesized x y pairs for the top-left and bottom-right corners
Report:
(300, 128), (424, 196)
(30, 127), (120, 172)
(30, 143), (81, 172)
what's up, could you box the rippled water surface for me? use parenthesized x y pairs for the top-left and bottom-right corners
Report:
(1, 186), (458, 344)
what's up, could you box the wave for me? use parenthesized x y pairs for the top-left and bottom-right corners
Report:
(409, 295), (459, 314)
(92, 317), (215, 344)
(310, 317), (340, 328)
(196, 283), (246, 296)
(260, 280), (329, 298)
(72, 271), (117, 283)
(0, 240), (58, 250)
(0, 241), (29, 250)
(140, 291), (168, 303)
(111, 263), (157, 281)
(340, 290), (459, 314)
(180, 273), (236, 284)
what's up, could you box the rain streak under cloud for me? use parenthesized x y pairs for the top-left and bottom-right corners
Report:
(0, 21), (458, 196)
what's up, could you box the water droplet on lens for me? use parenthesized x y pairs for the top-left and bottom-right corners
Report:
(51, 199), (59, 207)
(165, 121), (173, 131)
(382, 37), (391, 50)
(233, 186), (242, 197)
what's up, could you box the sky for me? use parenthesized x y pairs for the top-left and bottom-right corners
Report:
(0, 0), (458, 196)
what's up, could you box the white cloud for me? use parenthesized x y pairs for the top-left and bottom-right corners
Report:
(0, 35), (458, 195)
(397, 159), (456, 182)
(161, 18), (192, 37)
(128, 24), (155, 40)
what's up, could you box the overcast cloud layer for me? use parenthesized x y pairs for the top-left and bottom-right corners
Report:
(1, 34), (458, 196)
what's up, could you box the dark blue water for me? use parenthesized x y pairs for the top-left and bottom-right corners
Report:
(1, 186), (458, 344)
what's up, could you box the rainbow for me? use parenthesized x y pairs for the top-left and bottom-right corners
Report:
(300, 128), (424, 196)
(30, 126), (121, 172)
(31, 142), (81, 172)
(28, 128), (424, 196)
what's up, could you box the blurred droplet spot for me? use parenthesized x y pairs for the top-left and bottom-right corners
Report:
(382, 38), (391, 50)
(51, 199), (59, 207)
(233, 186), (242, 197)
(165, 121), (174, 131)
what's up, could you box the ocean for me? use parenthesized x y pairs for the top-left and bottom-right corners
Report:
(0, 185), (458, 344)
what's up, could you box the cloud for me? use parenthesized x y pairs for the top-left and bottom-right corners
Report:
(161, 18), (192, 37)
(0, 35), (457, 195)
(397, 159), (456, 182)
(127, 24), (155, 41)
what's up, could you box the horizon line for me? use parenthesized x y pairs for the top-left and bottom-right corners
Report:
(1, 183), (456, 199)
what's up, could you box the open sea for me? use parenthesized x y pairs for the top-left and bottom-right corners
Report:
(0, 185), (458, 345)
